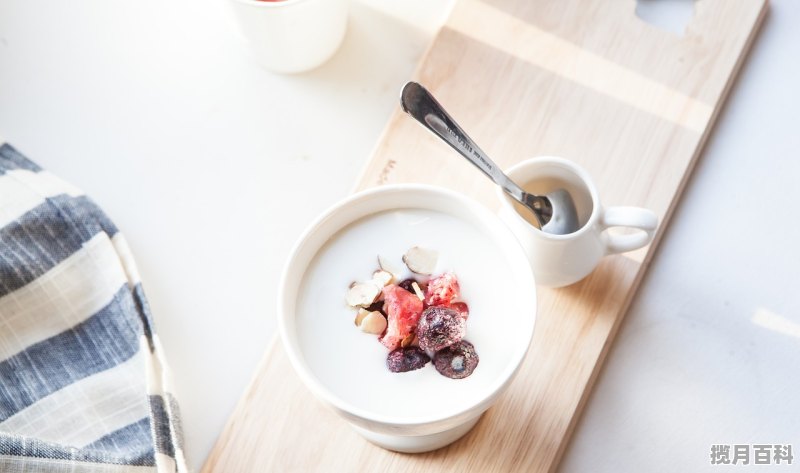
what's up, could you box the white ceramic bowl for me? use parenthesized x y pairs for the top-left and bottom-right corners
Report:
(278, 184), (536, 452)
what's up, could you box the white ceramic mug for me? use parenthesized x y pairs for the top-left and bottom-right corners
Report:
(497, 157), (658, 287)
(228, 0), (348, 73)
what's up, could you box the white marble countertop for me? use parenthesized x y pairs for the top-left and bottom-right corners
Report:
(1, 0), (798, 471)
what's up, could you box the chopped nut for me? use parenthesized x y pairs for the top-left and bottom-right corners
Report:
(360, 311), (387, 334)
(411, 281), (425, 301)
(377, 255), (401, 276)
(372, 269), (394, 287)
(410, 334), (419, 347)
(345, 281), (382, 307)
(400, 332), (416, 348)
(354, 308), (370, 327)
(402, 246), (438, 275)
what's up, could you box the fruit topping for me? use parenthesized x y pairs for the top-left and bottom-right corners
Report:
(379, 285), (424, 350)
(402, 246), (438, 275)
(386, 347), (430, 373)
(398, 278), (422, 294)
(416, 306), (466, 353)
(424, 272), (460, 307)
(450, 302), (469, 321)
(346, 249), (478, 378)
(365, 300), (386, 315)
(433, 340), (479, 379)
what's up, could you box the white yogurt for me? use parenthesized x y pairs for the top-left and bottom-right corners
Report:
(295, 208), (526, 420)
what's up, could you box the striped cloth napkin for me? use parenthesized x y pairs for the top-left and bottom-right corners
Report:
(0, 142), (187, 473)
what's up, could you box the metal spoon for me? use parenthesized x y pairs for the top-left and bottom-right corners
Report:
(400, 81), (579, 235)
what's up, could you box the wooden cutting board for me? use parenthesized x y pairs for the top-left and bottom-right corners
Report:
(203, 0), (766, 471)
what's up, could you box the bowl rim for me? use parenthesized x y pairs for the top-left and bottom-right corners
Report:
(277, 183), (537, 427)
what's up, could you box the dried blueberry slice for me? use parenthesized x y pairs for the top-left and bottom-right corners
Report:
(397, 278), (418, 294)
(417, 306), (466, 353)
(433, 340), (479, 379)
(365, 300), (386, 316)
(386, 347), (430, 373)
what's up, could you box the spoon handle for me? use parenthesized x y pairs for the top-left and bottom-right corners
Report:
(400, 82), (526, 203)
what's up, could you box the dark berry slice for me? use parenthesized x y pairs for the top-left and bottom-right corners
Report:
(417, 306), (466, 353)
(398, 278), (421, 294)
(386, 347), (430, 373)
(365, 300), (386, 315)
(433, 340), (479, 379)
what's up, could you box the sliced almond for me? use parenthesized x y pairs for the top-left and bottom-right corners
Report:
(400, 332), (415, 348)
(372, 269), (394, 287)
(360, 311), (387, 334)
(402, 246), (438, 275)
(411, 281), (425, 301)
(345, 281), (382, 307)
(410, 334), (419, 347)
(354, 308), (370, 327)
(377, 255), (401, 276)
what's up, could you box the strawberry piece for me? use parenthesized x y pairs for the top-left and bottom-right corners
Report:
(380, 284), (424, 350)
(424, 272), (460, 307)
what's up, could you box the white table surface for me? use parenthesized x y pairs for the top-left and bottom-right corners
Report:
(1, 1), (798, 471)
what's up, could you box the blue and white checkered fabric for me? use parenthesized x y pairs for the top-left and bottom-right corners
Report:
(0, 143), (187, 473)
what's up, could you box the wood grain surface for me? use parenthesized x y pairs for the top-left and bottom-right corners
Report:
(203, 0), (767, 471)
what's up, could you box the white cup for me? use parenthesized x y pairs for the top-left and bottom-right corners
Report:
(228, 0), (348, 74)
(497, 157), (658, 288)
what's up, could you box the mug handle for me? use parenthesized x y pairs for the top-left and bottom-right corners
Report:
(601, 206), (659, 255)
